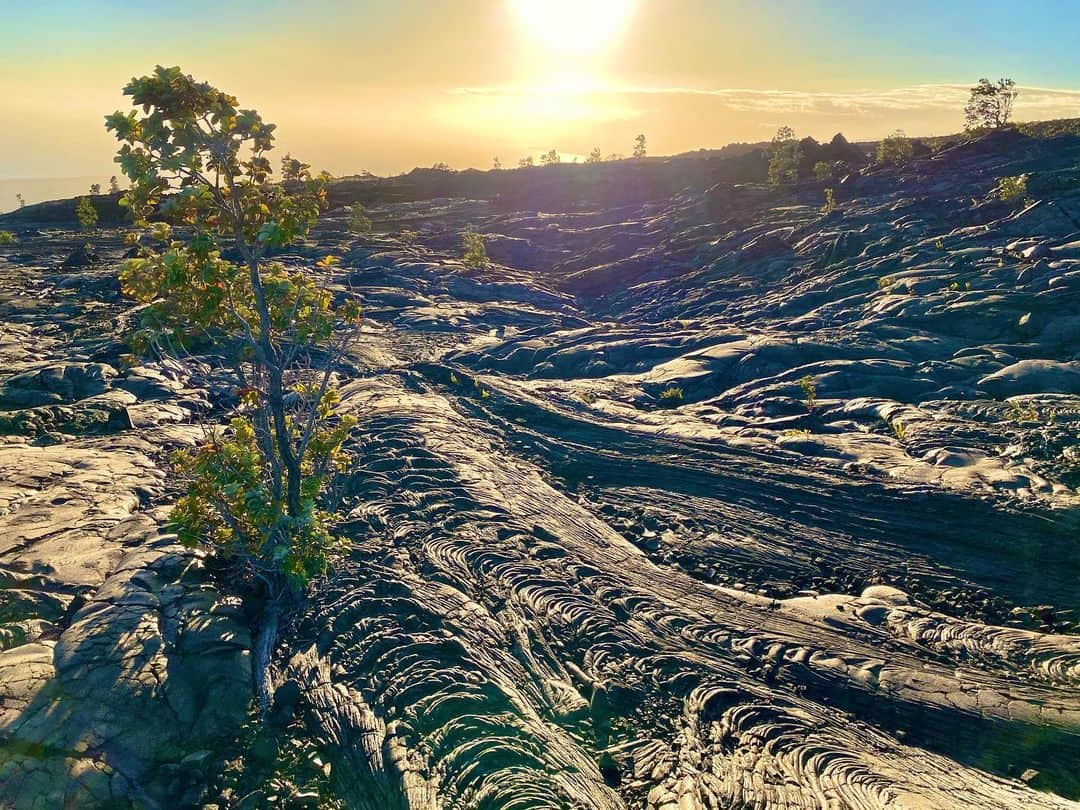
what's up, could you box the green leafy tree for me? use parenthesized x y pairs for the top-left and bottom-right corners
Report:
(997, 174), (1028, 202)
(75, 196), (98, 230)
(349, 202), (373, 234)
(813, 161), (833, 182)
(633, 133), (647, 159)
(462, 228), (488, 269)
(109, 175), (121, 194)
(767, 126), (802, 187)
(281, 152), (311, 181)
(876, 130), (915, 166)
(964, 78), (1018, 130)
(0, 231), (16, 245)
(105, 65), (362, 714)
(586, 147), (603, 164)
(540, 148), (560, 166)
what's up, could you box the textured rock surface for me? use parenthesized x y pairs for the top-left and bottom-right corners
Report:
(1, 129), (1078, 807)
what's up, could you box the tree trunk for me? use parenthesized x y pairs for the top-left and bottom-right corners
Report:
(253, 595), (281, 717)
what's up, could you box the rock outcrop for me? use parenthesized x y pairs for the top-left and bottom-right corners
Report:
(1, 128), (1078, 807)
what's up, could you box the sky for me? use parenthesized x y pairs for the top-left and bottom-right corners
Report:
(2, 0), (1080, 205)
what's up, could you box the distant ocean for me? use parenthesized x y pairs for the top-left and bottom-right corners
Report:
(0, 177), (115, 213)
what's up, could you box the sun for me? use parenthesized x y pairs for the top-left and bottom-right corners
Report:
(509, 0), (637, 55)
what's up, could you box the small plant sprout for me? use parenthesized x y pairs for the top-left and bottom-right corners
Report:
(798, 375), (817, 411)
(462, 229), (489, 269)
(0, 231), (16, 246)
(659, 386), (683, 404)
(349, 202), (373, 234)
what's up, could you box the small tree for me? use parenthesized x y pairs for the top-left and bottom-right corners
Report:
(633, 133), (647, 159)
(348, 202), (373, 234)
(997, 174), (1028, 202)
(109, 175), (121, 194)
(876, 130), (914, 166)
(813, 161), (833, 182)
(431, 161), (451, 171)
(540, 149), (560, 166)
(281, 152), (311, 182)
(0, 231), (16, 245)
(964, 78), (1018, 130)
(15, 193), (25, 208)
(798, 375), (817, 411)
(462, 229), (488, 269)
(518, 155), (535, 168)
(89, 183), (102, 195)
(105, 65), (361, 714)
(75, 196), (99, 230)
(767, 126), (802, 187)
(586, 147), (603, 164)
(492, 156), (502, 170)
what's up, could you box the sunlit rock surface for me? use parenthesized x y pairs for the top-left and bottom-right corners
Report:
(1, 130), (1078, 807)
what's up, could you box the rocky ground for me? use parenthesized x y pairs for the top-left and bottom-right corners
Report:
(1, 127), (1079, 808)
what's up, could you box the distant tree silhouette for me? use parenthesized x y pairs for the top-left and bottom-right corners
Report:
(493, 156), (502, 170)
(605, 153), (624, 161)
(876, 130), (915, 166)
(281, 153), (311, 181)
(633, 133), (647, 159)
(767, 126), (801, 187)
(431, 162), (452, 171)
(586, 147), (602, 164)
(109, 175), (121, 193)
(540, 149), (560, 166)
(965, 78), (1017, 130)
(518, 155), (535, 168)
(89, 183), (101, 195)
(75, 196), (98, 230)
(15, 193), (25, 208)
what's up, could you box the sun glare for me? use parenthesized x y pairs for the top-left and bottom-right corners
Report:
(509, 0), (637, 55)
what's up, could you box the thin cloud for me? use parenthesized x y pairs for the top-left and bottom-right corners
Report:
(453, 83), (1080, 118)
